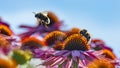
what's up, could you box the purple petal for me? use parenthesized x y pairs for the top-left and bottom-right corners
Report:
(79, 52), (85, 60)
(0, 47), (9, 55)
(86, 51), (98, 59)
(19, 26), (43, 38)
(102, 46), (113, 51)
(46, 66), (58, 68)
(65, 59), (72, 68)
(19, 25), (35, 29)
(55, 50), (69, 56)
(0, 21), (10, 27)
(50, 57), (65, 66)
(83, 53), (92, 64)
(72, 50), (80, 57)
(79, 52), (86, 65)
(62, 51), (71, 57)
(43, 57), (58, 65)
(33, 49), (53, 59)
(58, 57), (67, 65)
(111, 60), (120, 66)
(92, 50), (103, 56)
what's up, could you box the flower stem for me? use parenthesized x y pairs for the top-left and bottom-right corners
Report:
(73, 60), (78, 68)
(58, 64), (62, 68)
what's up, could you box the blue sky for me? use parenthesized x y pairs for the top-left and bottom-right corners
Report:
(0, 0), (120, 57)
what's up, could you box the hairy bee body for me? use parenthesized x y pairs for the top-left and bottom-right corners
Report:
(35, 12), (50, 28)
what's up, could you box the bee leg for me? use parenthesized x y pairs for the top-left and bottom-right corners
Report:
(45, 24), (48, 28)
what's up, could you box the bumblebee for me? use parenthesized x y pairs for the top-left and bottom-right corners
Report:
(80, 29), (91, 41)
(34, 11), (50, 28)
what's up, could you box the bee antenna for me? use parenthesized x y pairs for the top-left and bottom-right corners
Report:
(32, 12), (36, 14)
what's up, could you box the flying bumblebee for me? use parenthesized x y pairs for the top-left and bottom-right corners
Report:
(33, 11), (50, 28)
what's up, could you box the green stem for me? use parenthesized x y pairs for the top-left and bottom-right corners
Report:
(73, 60), (78, 68)
(58, 64), (62, 68)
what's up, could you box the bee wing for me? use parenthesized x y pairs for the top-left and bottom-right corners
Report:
(42, 11), (48, 16)
(32, 12), (36, 14)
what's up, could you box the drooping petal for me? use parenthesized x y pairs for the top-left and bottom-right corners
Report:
(55, 50), (69, 56)
(86, 51), (98, 59)
(65, 59), (72, 68)
(79, 52), (87, 66)
(50, 57), (64, 67)
(19, 25), (36, 30)
(43, 57), (60, 66)
(62, 51), (71, 57)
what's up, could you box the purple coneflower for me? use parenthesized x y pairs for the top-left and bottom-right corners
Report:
(32, 31), (66, 60)
(41, 34), (99, 68)
(0, 34), (19, 55)
(101, 49), (116, 60)
(0, 23), (16, 55)
(65, 27), (80, 38)
(21, 36), (45, 51)
(0, 24), (13, 36)
(87, 58), (115, 68)
(44, 31), (66, 46)
(90, 39), (113, 51)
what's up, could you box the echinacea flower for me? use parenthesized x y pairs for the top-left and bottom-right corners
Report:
(0, 34), (11, 48)
(87, 58), (115, 68)
(0, 54), (18, 68)
(90, 39), (113, 51)
(19, 11), (62, 39)
(21, 36), (45, 51)
(0, 34), (19, 55)
(62, 34), (90, 50)
(101, 49), (116, 60)
(65, 27), (80, 37)
(0, 34), (12, 55)
(44, 31), (66, 46)
(42, 34), (99, 68)
(33, 48), (54, 60)
(0, 24), (13, 36)
(53, 42), (63, 50)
